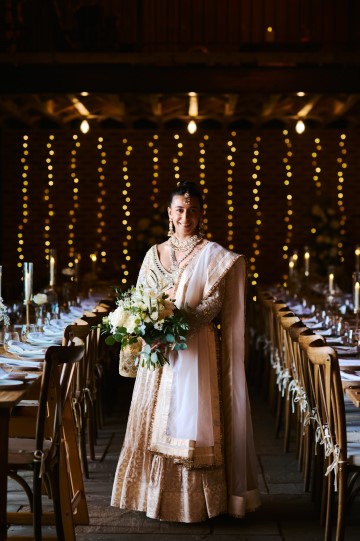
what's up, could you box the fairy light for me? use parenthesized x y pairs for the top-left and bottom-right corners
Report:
(173, 134), (183, 181)
(249, 136), (262, 287)
(43, 135), (55, 265)
(311, 137), (322, 197)
(226, 133), (237, 251)
(199, 135), (210, 237)
(282, 129), (294, 285)
(148, 134), (160, 209)
(336, 133), (347, 263)
(17, 135), (30, 268)
(120, 139), (133, 285)
(66, 134), (81, 267)
(95, 136), (108, 264)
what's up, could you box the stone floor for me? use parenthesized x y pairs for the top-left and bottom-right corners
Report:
(7, 375), (360, 540)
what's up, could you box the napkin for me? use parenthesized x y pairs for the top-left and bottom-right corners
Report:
(27, 332), (61, 345)
(49, 319), (67, 329)
(7, 340), (46, 357)
(43, 324), (64, 337)
(334, 345), (358, 355)
(340, 370), (360, 381)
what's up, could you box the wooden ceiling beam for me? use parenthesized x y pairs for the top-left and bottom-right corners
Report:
(1, 64), (360, 94)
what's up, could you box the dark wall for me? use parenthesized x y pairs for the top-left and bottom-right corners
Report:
(1, 127), (360, 301)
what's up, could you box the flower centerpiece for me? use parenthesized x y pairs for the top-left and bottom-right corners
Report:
(101, 281), (189, 371)
(32, 292), (48, 319)
(0, 297), (10, 326)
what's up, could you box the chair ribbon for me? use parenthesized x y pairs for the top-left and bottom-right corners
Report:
(33, 449), (46, 478)
(72, 397), (83, 431)
(325, 444), (346, 492)
(288, 380), (308, 414)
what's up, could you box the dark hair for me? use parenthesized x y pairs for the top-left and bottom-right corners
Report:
(168, 181), (203, 209)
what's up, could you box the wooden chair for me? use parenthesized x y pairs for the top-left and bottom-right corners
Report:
(7, 343), (85, 541)
(63, 320), (92, 479)
(77, 307), (109, 461)
(301, 342), (360, 541)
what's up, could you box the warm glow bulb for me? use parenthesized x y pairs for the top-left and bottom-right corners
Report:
(187, 120), (197, 134)
(295, 120), (305, 134)
(80, 119), (90, 134)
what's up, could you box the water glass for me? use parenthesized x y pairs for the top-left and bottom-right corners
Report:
(20, 324), (36, 343)
(35, 317), (50, 333)
(3, 331), (20, 351)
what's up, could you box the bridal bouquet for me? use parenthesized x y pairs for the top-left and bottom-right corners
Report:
(101, 283), (189, 370)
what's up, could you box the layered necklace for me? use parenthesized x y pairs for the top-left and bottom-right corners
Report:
(169, 234), (202, 280)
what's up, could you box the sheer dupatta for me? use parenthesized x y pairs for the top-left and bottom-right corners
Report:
(149, 242), (260, 515)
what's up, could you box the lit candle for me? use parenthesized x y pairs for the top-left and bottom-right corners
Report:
(49, 255), (55, 287)
(355, 282), (360, 313)
(304, 249), (310, 277)
(289, 256), (294, 277)
(355, 246), (360, 273)
(329, 272), (334, 295)
(292, 250), (298, 269)
(90, 253), (97, 274)
(74, 253), (81, 281)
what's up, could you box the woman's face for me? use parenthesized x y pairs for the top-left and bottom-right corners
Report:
(168, 195), (203, 238)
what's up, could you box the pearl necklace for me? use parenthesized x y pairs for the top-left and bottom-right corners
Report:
(169, 234), (202, 252)
(169, 238), (202, 280)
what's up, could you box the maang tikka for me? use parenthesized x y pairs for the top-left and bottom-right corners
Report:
(184, 191), (191, 205)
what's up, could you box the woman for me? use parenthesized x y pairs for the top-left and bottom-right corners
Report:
(111, 181), (261, 522)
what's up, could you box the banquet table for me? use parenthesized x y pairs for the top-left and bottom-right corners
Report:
(0, 368), (42, 541)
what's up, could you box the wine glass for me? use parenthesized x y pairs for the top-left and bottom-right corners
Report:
(3, 331), (20, 352)
(20, 324), (36, 343)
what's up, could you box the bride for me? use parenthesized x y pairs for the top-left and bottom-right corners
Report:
(111, 180), (261, 522)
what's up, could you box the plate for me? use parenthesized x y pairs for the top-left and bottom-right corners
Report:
(0, 379), (24, 388)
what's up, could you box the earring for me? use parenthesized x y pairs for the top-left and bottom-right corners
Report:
(168, 217), (174, 237)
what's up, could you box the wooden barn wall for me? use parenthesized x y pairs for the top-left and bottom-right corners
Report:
(2, 0), (358, 53)
(1, 128), (360, 301)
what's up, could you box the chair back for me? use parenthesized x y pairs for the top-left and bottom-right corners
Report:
(35, 345), (85, 455)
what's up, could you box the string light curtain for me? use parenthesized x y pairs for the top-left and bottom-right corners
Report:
(43, 135), (56, 265)
(249, 136), (262, 287)
(198, 135), (210, 237)
(66, 134), (81, 268)
(148, 134), (160, 209)
(17, 135), (30, 268)
(119, 139), (133, 285)
(226, 134), (237, 251)
(281, 129), (295, 285)
(336, 134), (348, 264)
(94, 136), (108, 265)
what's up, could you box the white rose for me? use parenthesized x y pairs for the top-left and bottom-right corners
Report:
(108, 306), (127, 330)
(33, 293), (48, 305)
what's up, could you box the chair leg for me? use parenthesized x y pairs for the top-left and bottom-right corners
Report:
(32, 462), (43, 541)
(335, 465), (347, 541)
(8, 471), (33, 511)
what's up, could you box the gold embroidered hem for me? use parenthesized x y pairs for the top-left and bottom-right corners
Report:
(110, 364), (228, 522)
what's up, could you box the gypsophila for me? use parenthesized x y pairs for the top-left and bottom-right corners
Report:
(0, 297), (10, 326)
(101, 281), (189, 370)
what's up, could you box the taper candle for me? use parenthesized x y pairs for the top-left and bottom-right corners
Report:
(355, 282), (360, 313)
(23, 262), (33, 302)
(49, 249), (56, 287)
(328, 272), (334, 295)
(304, 249), (310, 277)
(355, 246), (360, 273)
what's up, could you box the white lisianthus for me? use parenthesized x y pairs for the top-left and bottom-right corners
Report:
(33, 293), (48, 305)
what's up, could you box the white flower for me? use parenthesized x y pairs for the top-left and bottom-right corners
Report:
(108, 307), (137, 334)
(33, 293), (48, 305)
(154, 321), (164, 330)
